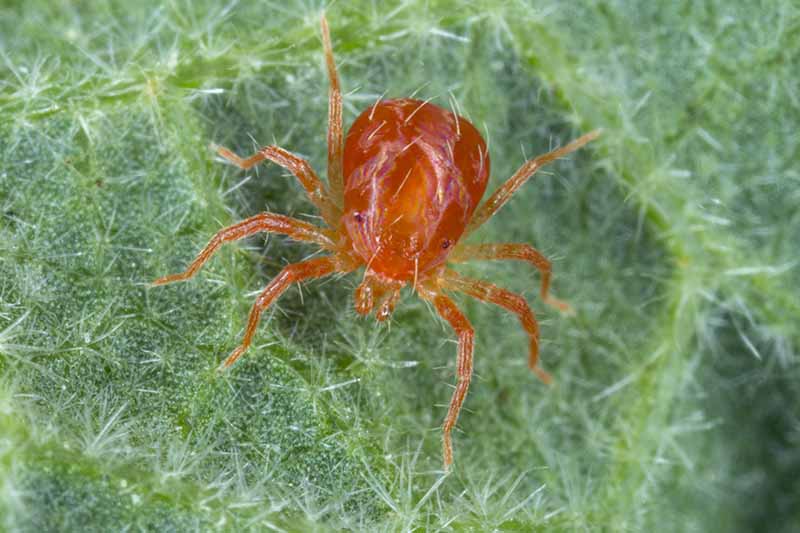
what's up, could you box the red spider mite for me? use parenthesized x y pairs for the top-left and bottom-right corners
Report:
(153, 14), (599, 469)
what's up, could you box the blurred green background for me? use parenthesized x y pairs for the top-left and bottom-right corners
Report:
(1, 0), (798, 531)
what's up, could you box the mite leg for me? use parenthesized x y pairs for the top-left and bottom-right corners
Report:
(419, 287), (474, 469)
(465, 130), (601, 235)
(321, 14), (344, 209)
(152, 213), (334, 286)
(220, 256), (340, 369)
(441, 270), (552, 385)
(213, 144), (340, 227)
(449, 243), (571, 312)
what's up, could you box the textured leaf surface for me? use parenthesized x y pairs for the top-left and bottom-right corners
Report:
(1, 1), (798, 531)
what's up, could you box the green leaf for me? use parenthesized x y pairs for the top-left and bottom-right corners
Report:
(2, 1), (798, 530)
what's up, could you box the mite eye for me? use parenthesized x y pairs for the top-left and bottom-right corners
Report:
(354, 212), (365, 223)
(441, 239), (452, 249)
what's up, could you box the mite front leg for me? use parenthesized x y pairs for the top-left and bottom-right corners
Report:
(441, 270), (552, 384)
(213, 144), (340, 226)
(450, 243), (571, 313)
(220, 256), (340, 369)
(420, 287), (474, 469)
(152, 213), (334, 286)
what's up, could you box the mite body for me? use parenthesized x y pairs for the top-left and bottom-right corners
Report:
(342, 97), (489, 290)
(153, 14), (599, 468)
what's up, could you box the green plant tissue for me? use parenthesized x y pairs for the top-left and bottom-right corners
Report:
(1, 1), (798, 531)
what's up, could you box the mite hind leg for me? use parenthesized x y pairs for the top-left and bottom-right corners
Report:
(321, 13), (344, 206)
(210, 14), (346, 224)
(212, 145), (340, 226)
(465, 130), (601, 235)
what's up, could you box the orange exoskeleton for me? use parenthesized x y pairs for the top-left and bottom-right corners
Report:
(153, 14), (599, 468)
